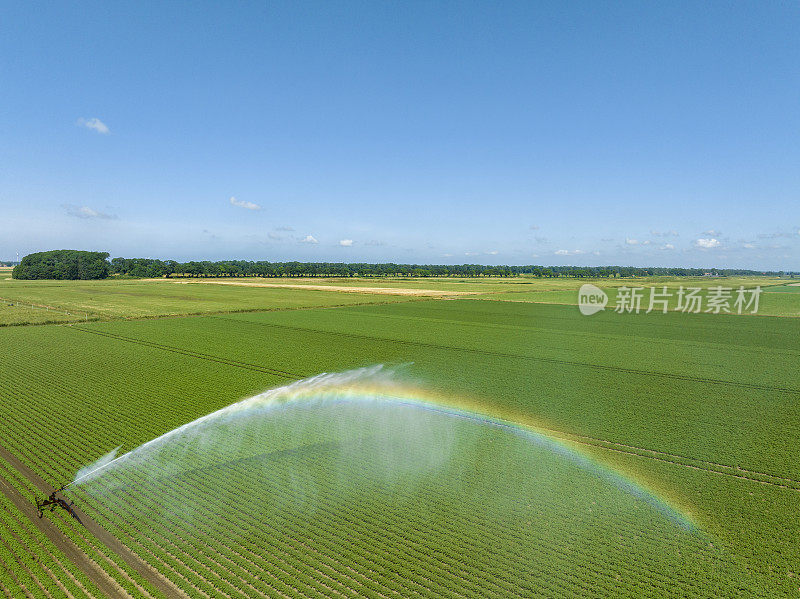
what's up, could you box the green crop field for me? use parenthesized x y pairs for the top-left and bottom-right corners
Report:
(482, 277), (800, 317)
(0, 277), (421, 324)
(0, 279), (798, 597)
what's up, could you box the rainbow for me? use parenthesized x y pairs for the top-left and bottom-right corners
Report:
(70, 366), (698, 531)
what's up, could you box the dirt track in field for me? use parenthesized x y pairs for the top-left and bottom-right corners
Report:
(157, 278), (478, 296)
(0, 443), (189, 599)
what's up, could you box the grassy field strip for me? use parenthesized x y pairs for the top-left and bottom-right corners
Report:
(0, 279), (420, 322)
(0, 297), (94, 327)
(210, 315), (800, 395)
(64, 322), (800, 492)
(160, 279), (479, 297)
(0, 295), (96, 317)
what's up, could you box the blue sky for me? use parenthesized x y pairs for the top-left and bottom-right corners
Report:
(2, 1), (798, 269)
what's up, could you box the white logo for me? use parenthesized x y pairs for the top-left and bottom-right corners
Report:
(578, 284), (607, 316)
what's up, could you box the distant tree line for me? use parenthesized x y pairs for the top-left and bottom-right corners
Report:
(12, 250), (110, 280)
(11, 251), (793, 280)
(108, 257), (792, 278)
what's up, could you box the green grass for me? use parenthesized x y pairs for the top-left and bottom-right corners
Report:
(1, 275), (794, 324)
(0, 277), (417, 322)
(0, 301), (89, 326)
(764, 283), (800, 293)
(0, 287), (797, 595)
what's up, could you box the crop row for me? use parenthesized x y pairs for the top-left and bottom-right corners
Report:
(0, 456), (163, 599)
(67, 424), (748, 599)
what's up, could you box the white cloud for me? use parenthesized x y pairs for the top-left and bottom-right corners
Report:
(300, 235), (318, 244)
(625, 239), (639, 245)
(529, 224), (540, 230)
(555, 249), (584, 256)
(743, 243), (756, 249)
(703, 229), (720, 236)
(63, 204), (116, 219)
(364, 239), (386, 247)
(77, 117), (110, 134)
(660, 243), (675, 250)
(464, 251), (479, 256)
(275, 225), (294, 231)
(695, 238), (721, 249)
(339, 239), (353, 247)
(486, 250), (499, 255)
(229, 196), (261, 210)
(268, 232), (282, 240)
(641, 240), (651, 245)
(442, 253), (454, 257)
(651, 230), (679, 237)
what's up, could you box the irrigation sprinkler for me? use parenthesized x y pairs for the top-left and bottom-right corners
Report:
(35, 488), (80, 521)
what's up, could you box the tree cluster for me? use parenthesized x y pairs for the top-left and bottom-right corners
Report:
(12, 250), (110, 280)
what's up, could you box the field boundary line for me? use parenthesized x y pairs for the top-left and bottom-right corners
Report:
(0, 444), (190, 599)
(69, 325), (307, 380)
(211, 315), (800, 395)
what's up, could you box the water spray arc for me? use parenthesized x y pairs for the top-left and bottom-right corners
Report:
(65, 446), (124, 490)
(66, 365), (698, 531)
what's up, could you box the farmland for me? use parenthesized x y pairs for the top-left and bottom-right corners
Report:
(0, 276), (798, 597)
(0, 278), (421, 324)
(0, 274), (794, 324)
